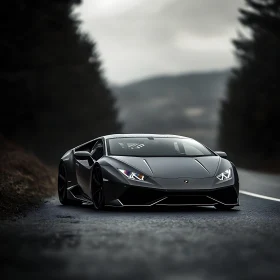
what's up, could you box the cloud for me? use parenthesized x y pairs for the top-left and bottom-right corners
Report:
(75, 0), (245, 83)
(158, 0), (244, 36)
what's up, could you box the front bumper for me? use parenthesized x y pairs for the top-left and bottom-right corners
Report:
(103, 183), (239, 207)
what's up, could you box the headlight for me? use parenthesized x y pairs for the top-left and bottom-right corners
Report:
(216, 169), (232, 181)
(118, 169), (145, 181)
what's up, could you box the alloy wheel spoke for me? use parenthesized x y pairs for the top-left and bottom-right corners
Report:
(58, 183), (65, 192)
(59, 174), (66, 182)
(93, 187), (101, 197)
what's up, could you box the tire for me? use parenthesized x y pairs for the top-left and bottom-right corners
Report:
(214, 204), (235, 210)
(91, 164), (105, 210)
(58, 163), (79, 205)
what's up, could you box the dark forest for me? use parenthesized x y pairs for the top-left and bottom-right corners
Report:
(1, 0), (121, 163)
(219, 0), (280, 171)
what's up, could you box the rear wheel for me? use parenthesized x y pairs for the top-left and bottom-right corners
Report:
(91, 165), (105, 210)
(214, 204), (235, 210)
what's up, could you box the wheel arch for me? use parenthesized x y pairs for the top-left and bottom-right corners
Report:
(59, 149), (78, 187)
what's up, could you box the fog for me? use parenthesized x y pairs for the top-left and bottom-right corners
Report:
(76, 0), (245, 84)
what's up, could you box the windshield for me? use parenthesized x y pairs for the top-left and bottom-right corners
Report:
(107, 137), (214, 157)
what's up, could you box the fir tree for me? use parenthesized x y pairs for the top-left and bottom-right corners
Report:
(219, 0), (280, 169)
(0, 0), (121, 163)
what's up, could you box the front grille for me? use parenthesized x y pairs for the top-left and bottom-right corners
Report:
(119, 188), (165, 205)
(118, 186), (238, 206)
(158, 195), (215, 205)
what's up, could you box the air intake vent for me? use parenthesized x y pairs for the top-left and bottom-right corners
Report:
(157, 195), (215, 205)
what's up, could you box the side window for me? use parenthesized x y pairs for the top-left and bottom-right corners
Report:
(91, 140), (104, 161)
(75, 139), (97, 152)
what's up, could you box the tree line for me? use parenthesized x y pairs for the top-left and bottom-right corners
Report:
(1, 0), (121, 163)
(219, 0), (280, 171)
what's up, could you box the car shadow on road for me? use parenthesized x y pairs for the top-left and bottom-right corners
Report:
(58, 204), (240, 214)
(104, 206), (240, 213)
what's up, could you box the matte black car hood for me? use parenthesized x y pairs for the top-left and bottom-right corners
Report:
(110, 156), (220, 179)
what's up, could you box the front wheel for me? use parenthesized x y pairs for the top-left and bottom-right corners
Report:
(58, 163), (70, 205)
(91, 164), (105, 210)
(214, 204), (235, 210)
(58, 163), (81, 206)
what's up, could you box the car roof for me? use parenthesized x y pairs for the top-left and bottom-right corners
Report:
(103, 134), (190, 140)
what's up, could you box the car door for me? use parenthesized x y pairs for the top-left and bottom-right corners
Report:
(74, 140), (97, 197)
(74, 139), (104, 197)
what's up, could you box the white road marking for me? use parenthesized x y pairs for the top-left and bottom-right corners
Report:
(240, 190), (280, 202)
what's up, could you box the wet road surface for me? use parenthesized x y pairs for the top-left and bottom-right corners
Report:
(0, 169), (280, 280)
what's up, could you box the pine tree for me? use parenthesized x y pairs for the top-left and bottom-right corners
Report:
(1, 0), (121, 163)
(219, 0), (280, 169)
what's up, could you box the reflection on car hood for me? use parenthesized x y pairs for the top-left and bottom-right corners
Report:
(110, 156), (220, 178)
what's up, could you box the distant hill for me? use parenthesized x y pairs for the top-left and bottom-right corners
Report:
(112, 70), (230, 149)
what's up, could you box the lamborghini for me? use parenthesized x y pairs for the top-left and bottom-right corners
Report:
(58, 134), (239, 210)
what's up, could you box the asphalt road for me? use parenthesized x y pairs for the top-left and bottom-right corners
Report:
(0, 169), (280, 280)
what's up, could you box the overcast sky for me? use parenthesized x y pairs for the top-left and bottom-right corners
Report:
(75, 0), (246, 84)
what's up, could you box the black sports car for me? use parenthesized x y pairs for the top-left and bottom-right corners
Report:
(58, 134), (239, 210)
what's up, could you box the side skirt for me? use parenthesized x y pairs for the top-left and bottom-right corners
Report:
(67, 185), (93, 205)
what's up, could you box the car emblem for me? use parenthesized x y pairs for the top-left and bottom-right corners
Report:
(184, 180), (189, 183)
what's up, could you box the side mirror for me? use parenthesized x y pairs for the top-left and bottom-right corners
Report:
(74, 151), (92, 158)
(215, 151), (227, 159)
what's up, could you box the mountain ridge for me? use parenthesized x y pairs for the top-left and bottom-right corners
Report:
(112, 69), (231, 149)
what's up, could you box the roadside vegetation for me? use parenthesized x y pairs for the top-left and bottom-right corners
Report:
(0, 136), (56, 219)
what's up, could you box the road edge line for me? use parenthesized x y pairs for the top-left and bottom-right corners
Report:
(240, 190), (280, 202)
